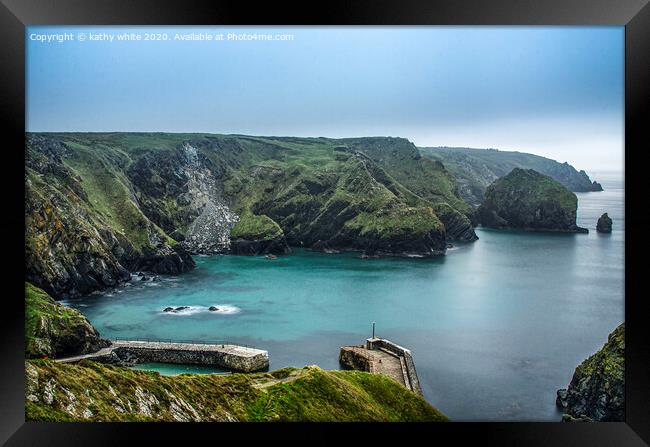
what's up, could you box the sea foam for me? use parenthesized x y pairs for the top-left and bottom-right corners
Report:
(160, 305), (241, 316)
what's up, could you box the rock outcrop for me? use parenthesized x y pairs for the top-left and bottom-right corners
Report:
(229, 213), (290, 255)
(26, 135), (195, 299)
(556, 323), (624, 422)
(25, 282), (109, 358)
(477, 168), (588, 233)
(596, 213), (613, 233)
(421, 146), (603, 207)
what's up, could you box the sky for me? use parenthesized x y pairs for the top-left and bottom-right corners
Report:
(26, 26), (624, 172)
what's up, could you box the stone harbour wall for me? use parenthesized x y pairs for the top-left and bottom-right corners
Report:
(112, 346), (269, 373)
(58, 341), (270, 373)
(366, 338), (422, 396)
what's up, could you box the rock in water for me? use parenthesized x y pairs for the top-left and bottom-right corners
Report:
(163, 307), (174, 312)
(208, 306), (220, 311)
(596, 213), (613, 233)
(477, 168), (588, 233)
(556, 323), (624, 422)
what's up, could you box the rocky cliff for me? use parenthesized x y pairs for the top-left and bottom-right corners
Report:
(556, 323), (624, 422)
(26, 133), (477, 298)
(25, 360), (448, 422)
(477, 168), (588, 233)
(421, 146), (603, 207)
(25, 135), (195, 299)
(25, 282), (109, 358)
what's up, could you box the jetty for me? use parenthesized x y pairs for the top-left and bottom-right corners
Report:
(339, 337), (422, 395)
(56, 339), (269, 373)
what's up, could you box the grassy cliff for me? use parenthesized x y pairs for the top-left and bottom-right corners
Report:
(421, 146), (602, 207)
(25, 282), (107, 358)
(26, 133), (476, 297)
(477, 168), (587, 232)
(556, 323), (624, 422)
(25, 360), (448, 422)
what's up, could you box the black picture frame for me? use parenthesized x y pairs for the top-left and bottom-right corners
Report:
(1, 0), (649, 445)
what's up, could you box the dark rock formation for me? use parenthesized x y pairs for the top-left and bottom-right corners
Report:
(230, 237), (290, 256)
(591, 180), (603, 192)
(25, 135), (195, 299)
(420, 146), (604, 207)
(596, 213), (613, 233)
(25, 282), (109, 358)
(556, 323), (625, 422)
(477, 168), (588, 233)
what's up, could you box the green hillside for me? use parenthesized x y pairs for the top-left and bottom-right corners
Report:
(420, 146), (602, 207)
(26, 133), (476, 298)
(26, 360), (448, 422)
(477, 168), (587, 232)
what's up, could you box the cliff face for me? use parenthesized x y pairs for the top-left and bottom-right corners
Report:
(556, 323), (624, 422)
(477, 168), (588, 233)
(25, 282), (109, 358)
(26, 133), (477, 298)
(25, 135), (195, 299)
(25, 361), (448, 422)
(421, 147), (603, 207)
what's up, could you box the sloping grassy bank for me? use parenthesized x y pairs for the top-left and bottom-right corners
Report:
(26, 360), (448, 422)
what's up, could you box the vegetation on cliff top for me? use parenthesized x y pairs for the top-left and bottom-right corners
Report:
(25, 282), (106, 358)
(26, 360), (448, 422)
(477, 168), (586, 232)
(557, 323), (624, 422)
(26, 133), (476, 297)
(230, 213), (284, 241)
(421, 146), (602, 207)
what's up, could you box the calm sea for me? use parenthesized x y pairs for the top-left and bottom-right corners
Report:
(66, 171), (624, 421)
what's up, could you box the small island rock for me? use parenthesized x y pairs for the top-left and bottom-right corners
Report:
(596, 213), (613, 233)
(477, 168), (588, 233)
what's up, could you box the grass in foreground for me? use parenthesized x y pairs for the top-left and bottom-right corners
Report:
(26, 360), (448, 422)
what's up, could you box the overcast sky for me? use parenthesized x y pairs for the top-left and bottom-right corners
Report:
(26, 26), (624, 172)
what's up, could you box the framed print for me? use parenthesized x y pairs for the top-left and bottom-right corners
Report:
(1, 0), (649, 445)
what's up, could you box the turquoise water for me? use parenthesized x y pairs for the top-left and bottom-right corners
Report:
(66, 172), (624, 421)
(131, 362), (230, 376)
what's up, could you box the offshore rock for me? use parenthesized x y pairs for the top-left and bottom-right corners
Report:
(596, 213), (613, 233)
(477, 168), (588, 233)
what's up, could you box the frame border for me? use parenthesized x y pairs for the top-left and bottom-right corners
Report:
(1, 0), (648, 445)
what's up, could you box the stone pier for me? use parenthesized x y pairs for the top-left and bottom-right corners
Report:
(56, 340), (269, 373)
(339, 337), (422, 396)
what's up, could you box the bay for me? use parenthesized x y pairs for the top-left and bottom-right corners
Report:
(66, 171), (624, 421)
